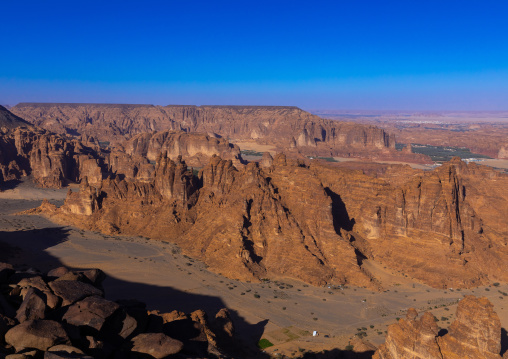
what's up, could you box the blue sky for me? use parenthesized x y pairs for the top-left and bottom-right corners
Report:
(1, 0), (508, 110)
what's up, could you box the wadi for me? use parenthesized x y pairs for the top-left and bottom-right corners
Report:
(0, 104), (507, 358)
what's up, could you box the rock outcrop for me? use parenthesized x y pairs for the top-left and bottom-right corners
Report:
(11, 103), (405, 159)
(0, 127), (105, 188)
(373, 296), (504, 359)
(125, 130), (244, 168)
(0, 264), (236, 358)
(40, 154), (508, 289)
(498, 145), (508, 159)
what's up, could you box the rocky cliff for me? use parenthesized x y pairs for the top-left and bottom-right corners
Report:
(0, 126), (106, 188)
(124, 130), (244, 168)
(373, 296), (506, 359)
(39, 153), (508, 289)
(11, 103), (401, 158)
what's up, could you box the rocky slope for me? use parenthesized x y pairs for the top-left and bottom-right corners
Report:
(0, 263), (237, 358)
(11, 103), (412, 159)
(373, 295), (507, 359)
(0, 105), (32, 132)
(36, 152), (508, 289)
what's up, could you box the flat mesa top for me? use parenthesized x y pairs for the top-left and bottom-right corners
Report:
(14, 103), (301, 111)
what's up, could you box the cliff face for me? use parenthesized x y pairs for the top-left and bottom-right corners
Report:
(373, 296), (504, 359)
(0, 127), (106, 188)
(11, 103), (398, 157)
(124, 130), (243, 168)
(43, 153), (508, 288)
(49, 154), (375, 287)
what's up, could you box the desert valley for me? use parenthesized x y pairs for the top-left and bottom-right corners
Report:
(0, 103), (507, 358)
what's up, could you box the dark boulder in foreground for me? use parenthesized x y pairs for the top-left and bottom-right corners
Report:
(0, 262), (236, 358)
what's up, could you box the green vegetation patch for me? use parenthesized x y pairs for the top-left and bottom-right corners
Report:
(257, 338), (274, 349)
(241, 150), (264, 157)
(308, 156), (339, 162)
(401, 143), (491, 162)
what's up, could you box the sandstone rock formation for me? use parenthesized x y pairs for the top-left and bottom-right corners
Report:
(124, 130), (244, 168)
(0, 126), (106, 188)
(40, 154), (508, 289)
(498, 145), (508, 159)
(373, 296), (504, 359)
(12, 103), (408, 159)
(0, 263), (236, 358)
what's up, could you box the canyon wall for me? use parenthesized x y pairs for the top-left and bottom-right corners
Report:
(11, 103), (400, 158)
(43, 154), (508, 289)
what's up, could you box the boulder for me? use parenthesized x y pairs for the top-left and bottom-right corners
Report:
(131, 333), (183, 358)
(81, 269), (105, 287)
(16, 288), (47, 322)
(44, 352), (93, 359)
(62, 296), (119, 331)
(5, 320), (70, 351)
(49, 281), (103, 306)
(47, 267), (70, 279)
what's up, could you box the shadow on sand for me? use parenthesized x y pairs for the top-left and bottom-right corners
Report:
(0, 228), (270, 358)
(0, 179), (22, 191)
(300, 349), (374, 359)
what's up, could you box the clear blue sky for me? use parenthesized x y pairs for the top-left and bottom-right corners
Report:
(1, 0), (508, 110)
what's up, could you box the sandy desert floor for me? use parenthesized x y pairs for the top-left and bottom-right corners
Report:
(0, 178), (507, 358)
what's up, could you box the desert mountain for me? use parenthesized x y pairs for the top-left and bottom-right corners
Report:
(11, 103), (416, 160)
(38, 153), (508, 289)
(0, 105), (31, 131)
(0, 106), (245, 188)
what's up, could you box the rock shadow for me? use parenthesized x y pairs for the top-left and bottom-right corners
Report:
(502, 328), (508, 356)
(0, 179), (22, 191)
(324, 187), (355, 232)
(0, 227), (270, 358)
(0, 227), (70, 266)
(300, 348), (374, 358)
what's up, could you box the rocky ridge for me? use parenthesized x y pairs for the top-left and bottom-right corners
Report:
(0, 106), (245, 189)
(11, 103), (420, 160)
(0, 263), (237, 358)
(36, 153), (508, 289)
(0, 105), (31, 131)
